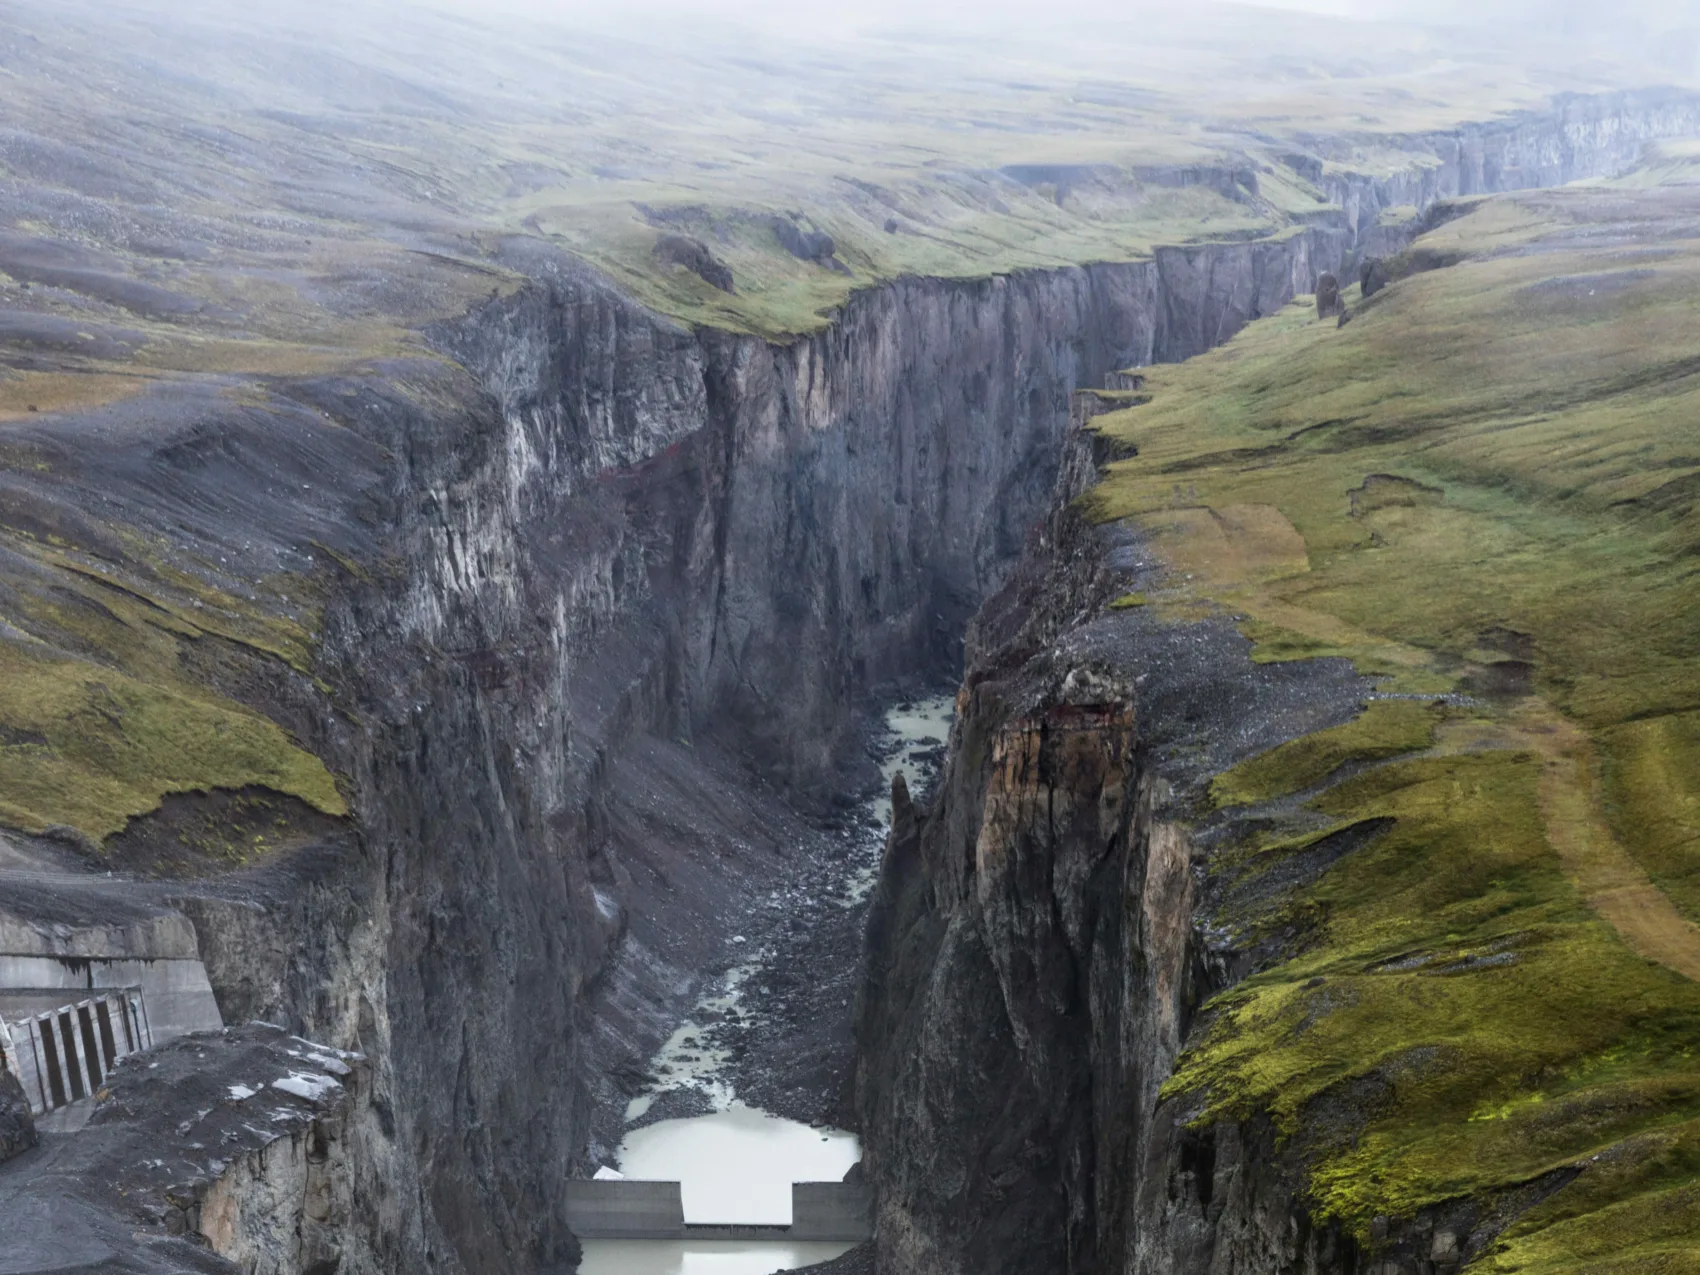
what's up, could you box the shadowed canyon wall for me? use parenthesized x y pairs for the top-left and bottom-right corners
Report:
(135, 87), (1700, 1272)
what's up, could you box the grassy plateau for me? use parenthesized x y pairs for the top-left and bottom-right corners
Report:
(1082, 186), (1700, 1270)
(3, 0), (1684, 857)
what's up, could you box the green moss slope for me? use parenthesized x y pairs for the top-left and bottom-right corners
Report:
(0, 640), (344, 841)
(0, 521), (346, 847)
(1083, 186), (1700, 1269)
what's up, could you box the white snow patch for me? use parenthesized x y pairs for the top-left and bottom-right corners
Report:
(593, 1166), (626, 1181)
(226, 1083), (259, 1102)
(272, 1071), (342, 1103)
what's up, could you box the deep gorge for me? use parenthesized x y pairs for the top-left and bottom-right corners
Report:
(10, 86), (1700, 1275)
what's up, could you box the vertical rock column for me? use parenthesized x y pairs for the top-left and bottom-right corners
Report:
(0, 1065), (37, 1164)
(858, 648), (1197, 1275)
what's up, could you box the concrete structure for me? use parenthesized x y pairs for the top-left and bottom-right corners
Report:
(0, 990), (151, 1117)
(0, 911), (223, 1046)
(791, 1182), (876, 1242)
(565, 1180), (687, 1237)
(564, 1180), (873, 1241)
(0, 875), (224, 1125)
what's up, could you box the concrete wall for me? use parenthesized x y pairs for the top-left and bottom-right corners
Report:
(791, 1182), (874, 1242)
(564, 1180), (686, 1238)
(0, 955), (222, 1042)
(564, 1180), (872, 1241)
(0, 910), (200, 959)
(0, 908), (223, 1046)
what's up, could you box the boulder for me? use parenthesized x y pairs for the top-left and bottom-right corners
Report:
(768, 216), (846, 271)
(1361, 255), (1389, 297)
(1316, 272), (1343, 319)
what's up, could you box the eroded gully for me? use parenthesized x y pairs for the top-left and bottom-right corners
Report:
(579, 697), (954, 1275)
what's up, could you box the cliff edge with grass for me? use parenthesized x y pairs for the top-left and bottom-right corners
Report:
(857, 183), (1700, 1275)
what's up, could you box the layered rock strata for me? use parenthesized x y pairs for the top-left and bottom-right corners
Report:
(849, 89), (1700, 1275)
(4, 87), (1697, 1274)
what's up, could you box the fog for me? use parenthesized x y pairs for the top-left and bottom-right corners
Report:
(142, 0), (1698, 89)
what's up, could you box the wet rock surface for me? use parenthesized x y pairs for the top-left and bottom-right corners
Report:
(620, 699), (952, 1135)
(0, 1068), (35, 1165)
(0, 1024), (366, 1275)
(792, 1242), (875, 1275)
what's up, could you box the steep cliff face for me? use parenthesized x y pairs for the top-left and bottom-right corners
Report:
(201, 234), (1345, 1273)
(337, 235), (1344, 1272)
(160, 88), (1700, 1274)
(853, 483), (1373, 1275)
(1313, 88), (1700, 241)
(850, 90), (1700, 1275)
(0, 1067), (35, 1164)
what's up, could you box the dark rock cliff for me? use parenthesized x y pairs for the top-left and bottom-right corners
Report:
(181, 232), (1344, 1274)
(849, 88), (1700, 1275)
(0, 1066), (35, 1165)
(75, 87), (1698, 1273)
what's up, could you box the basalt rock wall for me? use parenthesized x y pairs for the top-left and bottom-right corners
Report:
(329, 228), (1340, 1273)
(169, 88), (1700, 1274)
(849, 87), (1700, 1275)
(172, 227), (1340, 1273)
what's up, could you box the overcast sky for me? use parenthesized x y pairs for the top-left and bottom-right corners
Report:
(445, 0), (1696, 20)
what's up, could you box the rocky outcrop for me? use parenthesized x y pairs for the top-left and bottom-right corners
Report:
(849, 85), (1700, 1275)
(0, 1025), (371, 1275)
(768, 215), (845, 271)
(1316, 272), (1343, 318)
(851, 430), (1379, 1275)
(38, 87), (1695, 1275)
(653, 234), (736, 293)
(0, 1066), (35, 1164)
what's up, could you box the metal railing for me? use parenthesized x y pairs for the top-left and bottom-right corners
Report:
(0, 990), (151, 1117)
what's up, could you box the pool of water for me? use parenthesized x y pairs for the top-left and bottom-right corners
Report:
(617, 1105), (860, 1224)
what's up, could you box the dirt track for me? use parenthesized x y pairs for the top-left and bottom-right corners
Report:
(1521, 700), (1700, 981)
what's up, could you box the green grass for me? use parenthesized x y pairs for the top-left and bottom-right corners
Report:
(0, 2), (1663, 347)
(1599, 714), (1700, 924)
(0, 500), (346, 846)
(0, 639), (344, 841)
(1086, 187), (1700, 1268)
(1211, 699), (1442, 808)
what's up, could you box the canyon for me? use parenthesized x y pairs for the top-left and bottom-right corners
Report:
(0, 16), (1697, 1271)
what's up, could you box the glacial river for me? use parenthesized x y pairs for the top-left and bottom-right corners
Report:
(577, 696), (955, 1275)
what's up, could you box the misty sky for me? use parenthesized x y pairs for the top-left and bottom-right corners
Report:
(415, 0), (1693, 24)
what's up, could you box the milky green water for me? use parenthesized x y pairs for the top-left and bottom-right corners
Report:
(619, 1105), (860, 1225)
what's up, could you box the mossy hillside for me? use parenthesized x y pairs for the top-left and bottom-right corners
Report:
(0, 507), (346, 847)
(2, 0), (1667, 353)
(1086, 188), (1700, 728)
(1082, 187), (1700, 1267)
(1210, 698), (1443, 807)
(1598, 713), (1700, 926)
(535, 175), (1288, 340)
(1607, 137), (1700, 189)
(1179, 750), (1700, 1245)
(0, 639), (344, 842)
